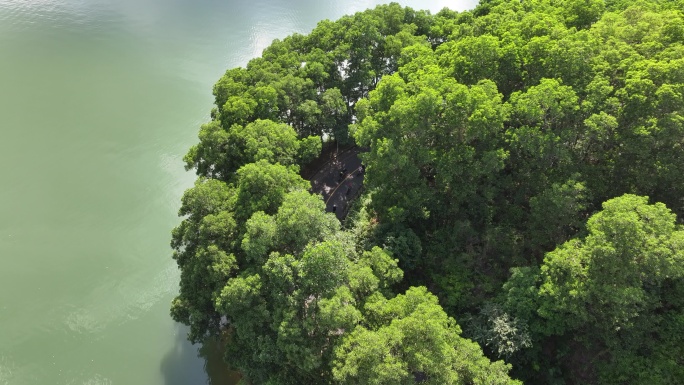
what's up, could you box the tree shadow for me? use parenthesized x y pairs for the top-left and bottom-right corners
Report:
(198, 338), (242, 385)
(160, 324), (241, 385)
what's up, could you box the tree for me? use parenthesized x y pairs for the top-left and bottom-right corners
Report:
(184, 119), (320, 181)
(502, 195), (684, 384)
(174, 2), (684, 384)
(170, 178), (236, 343)
(217, 191), (405, 384)
(169, 162), (309, 344)
(333, 287), (520, 385)
(232, 160), (310, 222)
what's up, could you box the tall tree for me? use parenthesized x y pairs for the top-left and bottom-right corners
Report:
(502, 195), (684, 384)
(333, 286), (520, 385)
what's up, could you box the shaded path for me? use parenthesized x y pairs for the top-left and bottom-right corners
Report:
(309, 147), (364, 220)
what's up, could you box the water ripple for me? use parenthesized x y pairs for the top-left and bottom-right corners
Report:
(0, 355), (15, 385)
(80, 374), (112, 385)
(61, 261), (179, 337)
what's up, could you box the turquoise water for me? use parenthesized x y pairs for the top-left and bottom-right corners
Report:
(0, 1), (476, 384)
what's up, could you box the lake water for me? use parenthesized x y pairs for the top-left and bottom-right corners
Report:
(0, 0), (476, 384)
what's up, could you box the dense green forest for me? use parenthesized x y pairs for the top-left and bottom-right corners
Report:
(171, 0), (684, 383)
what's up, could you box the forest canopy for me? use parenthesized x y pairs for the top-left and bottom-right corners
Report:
(172, 1), (684, 384)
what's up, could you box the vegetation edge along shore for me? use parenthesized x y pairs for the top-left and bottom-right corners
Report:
(171, 1), (684, 384)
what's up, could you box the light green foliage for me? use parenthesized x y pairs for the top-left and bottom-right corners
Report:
(358, 247), (404, 294)
(234, 120), (301, 166)
(333, 287), (520, 385)
(222, 94), (257, 126)
(438, 34), (512, 87)
(538, 195), (684, 331)
(185, 119), (320, 180)
(299, 241), (351, 296)
(242, 211), (277, 265)
(177, 177), (234, 223)
(298, 135), (322, 164)
(233, 160), (309, 222)
(273, 190), (340, 253)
